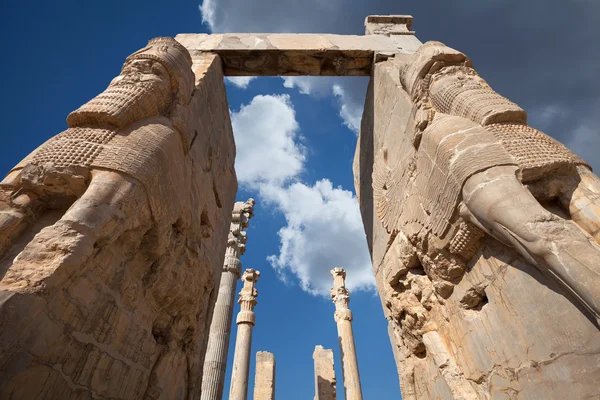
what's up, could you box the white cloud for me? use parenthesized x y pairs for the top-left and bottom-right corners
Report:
(231, 94), (305, 188)
(264, 180), (374, 296)
(198, 0), (216, 29)
(333, 84), (362, 134)
(281, 77), (333, 97)
(225, 76), (256, 89)
(231, 94), (373, 296)
(280, 77), (368, 134)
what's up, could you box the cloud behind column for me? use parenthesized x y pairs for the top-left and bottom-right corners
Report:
(230, 94), (374, 295)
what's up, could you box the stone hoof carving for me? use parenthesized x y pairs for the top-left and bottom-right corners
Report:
(0, 37), (235, 399)
(374, 40), (600, 323)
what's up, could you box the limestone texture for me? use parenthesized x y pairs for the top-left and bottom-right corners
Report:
(175, 30), (420, 76)
(313, 345), (336, 400)
(0, 38), (237, 399)
(253, 351), (275, 400)
(0, 13), (598, 400)
(354, 39), (600, 399)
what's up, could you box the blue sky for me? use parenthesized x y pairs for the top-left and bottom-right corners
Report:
(2, 0), (600, 399)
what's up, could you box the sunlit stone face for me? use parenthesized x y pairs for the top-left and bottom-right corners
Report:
(68, 57), (173, 128)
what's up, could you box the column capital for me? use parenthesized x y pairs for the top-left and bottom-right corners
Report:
(330, 267), (351, 310)
(237, 269), (260, 324)
(230, 199), (256, 241)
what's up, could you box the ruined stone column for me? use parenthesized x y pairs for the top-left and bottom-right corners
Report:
(313, 345), (336, 400)
(330, 268), (363, 400)
(253, 351), (276, 400)
(201, 199), (255, 400)
(229, 269), (260, 400)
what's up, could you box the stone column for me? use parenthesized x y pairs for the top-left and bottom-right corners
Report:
(253, 351), (276, 400)
(313, 345), (336, 400)
(330, 268), (363, 400)
(201, 199), (255, 400)
(229, 269), (260, 400)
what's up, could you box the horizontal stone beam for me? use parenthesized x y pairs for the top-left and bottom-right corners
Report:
(174, 33), (421, 76)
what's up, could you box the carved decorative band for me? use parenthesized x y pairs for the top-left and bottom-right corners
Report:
(223, 257), (242, 274)
(334, 309), (353, 322)
(236, 310), (256, 325)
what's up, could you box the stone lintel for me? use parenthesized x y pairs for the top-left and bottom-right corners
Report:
(174, 33), (421, 76)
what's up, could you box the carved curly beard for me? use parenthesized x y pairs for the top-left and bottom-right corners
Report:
(67, 80), (171, 129)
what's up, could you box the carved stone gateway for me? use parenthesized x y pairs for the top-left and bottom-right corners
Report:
(0, 14), (598, 400)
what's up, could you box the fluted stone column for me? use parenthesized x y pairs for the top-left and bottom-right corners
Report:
(253, 351), (276, 400)
(201, 199), (255, 400)
(313, 345), (336, 400)
(330, 268), (363, 400)
(229, 269), (260, 400)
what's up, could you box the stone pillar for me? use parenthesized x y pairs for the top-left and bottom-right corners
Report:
(201, 199), (255, 400)
(313, 345), (336, 400)
(229, 269), (260, 400)
(330, 268), (363, 400)
(0, 38), (237, 400)
(354, 15), (600, 400)
(253, 351), (276, 400)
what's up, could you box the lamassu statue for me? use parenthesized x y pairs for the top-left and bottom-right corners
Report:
(0, 37), (235, 399)
(374, 41), (600, 323)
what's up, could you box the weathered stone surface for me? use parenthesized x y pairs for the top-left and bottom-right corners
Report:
(354, 41), (600, 399)
(229, 269), (260, 400)
(313, 345), (336, 400)
(364, 15), (414, 36)
(201, 199), (255, 400)
(0, 38), (237, 399)
(253, 351), (275, 400)
(175, 33), (419, 76)
(330, 268), (363, 400)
